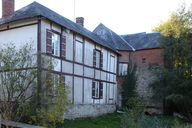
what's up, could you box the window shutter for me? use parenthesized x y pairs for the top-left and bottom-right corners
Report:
(100, 52), (103, 69)
(92, 81), (96, 98)
(61, 36), (66, 59)
(93, 49), (96, 67)
(99, 82), (103, 99)
(46, 31), (52, 54)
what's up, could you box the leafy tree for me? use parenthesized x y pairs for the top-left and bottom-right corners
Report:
(0, 44), (37, 121)
(151, 4), (192, 119)
(0, 44), (68, 127)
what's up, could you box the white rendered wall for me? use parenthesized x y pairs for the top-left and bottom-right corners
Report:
(74, 77), (83, 104)
(0, 25), (38, 51)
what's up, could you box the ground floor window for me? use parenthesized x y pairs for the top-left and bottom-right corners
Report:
(45, 73), (65, 97)
(92, 81), (103, 99)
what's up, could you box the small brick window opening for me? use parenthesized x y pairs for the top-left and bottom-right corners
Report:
(142, 58), (146, 63)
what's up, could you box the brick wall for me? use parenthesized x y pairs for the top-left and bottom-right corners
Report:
(117, 48), (164, 109)
(2, 0), (15, 18)
(118, 51), (130, 62)
(130, 48), (164, 69)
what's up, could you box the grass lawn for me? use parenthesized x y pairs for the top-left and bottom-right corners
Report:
(63, 113), (121, 128)
(61, 112), (192, 128)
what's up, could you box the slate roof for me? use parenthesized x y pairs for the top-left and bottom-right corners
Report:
(0, 2), (117, 53)
(93, 23), (134, 51)
(122, 32), (162, 51)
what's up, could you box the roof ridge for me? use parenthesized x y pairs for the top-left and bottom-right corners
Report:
(93, 23), (134, 51)
(0, 1), (118, 53)
(119, 36), (135, 51)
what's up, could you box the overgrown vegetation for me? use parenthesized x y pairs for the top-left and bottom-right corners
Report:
(121, 62), (137, 107)
(0, 44), (37, 121)
(63, 111), (191, 128)
(151, 4), (192, 120)
(0, 43), (68, 127)
(120, 97), (191, 128)
(29, 64), (68, 127)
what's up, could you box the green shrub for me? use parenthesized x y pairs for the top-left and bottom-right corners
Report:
(121, 97), (144, 128)
(31, 75), (68, 127)
(121, 63), (137, 107)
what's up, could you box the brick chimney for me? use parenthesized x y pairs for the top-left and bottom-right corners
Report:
(76, 17), (84, 27)
(2, 0), (15, 18)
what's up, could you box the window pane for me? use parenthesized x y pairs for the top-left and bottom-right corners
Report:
(96, 50), (100, 68)
(119, 63), (128, 75)
(92, 81), (102, 99)
(75, 41), (83, 63)
(95, 82), (99, 98)
(110, 56), (115, 72)
(52, 33), (60, 56)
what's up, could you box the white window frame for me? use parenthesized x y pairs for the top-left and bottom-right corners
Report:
(92, 81), (103, 99)
(95, 50), (101, 68)
(52, 33), (60, 56)
(119, 63), (128, 76)
(110, 55), (115, 72)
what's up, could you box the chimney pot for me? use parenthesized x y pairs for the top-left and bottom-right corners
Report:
(2, 0), (15, 18)
(76, 17), (84, 27)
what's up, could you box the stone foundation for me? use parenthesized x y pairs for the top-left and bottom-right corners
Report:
(65, 104), (116, 119)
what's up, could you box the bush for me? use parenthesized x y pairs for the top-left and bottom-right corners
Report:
(164, 94), (192, 118)
(120, 97), (191, 128)
(121, 97), (144, 128)
(27, 69), (68, 127)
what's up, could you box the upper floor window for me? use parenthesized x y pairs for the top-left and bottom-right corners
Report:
(93, 49), (103, 69)
(119, 63), (128, 76)
(110, 55), (115, 72)
(46, 30), (66, 58)
(52, 33), (60, 56)
(75, 41), (83, 63)
(92, 81), (103, 99)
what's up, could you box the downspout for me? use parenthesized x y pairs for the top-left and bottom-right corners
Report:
(37, 17), (42, 108)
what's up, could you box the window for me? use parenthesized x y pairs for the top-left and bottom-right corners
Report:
(119, 63), (128, 75)
(92, 81), (103, 99)
(93, 49), (103, 69)
(60, 36), (66, 59)
(52, 33), (60, 56)
(75, 41), (83, 63)
(142, 58), (146, 63)
(110, 55), (115, 72)
(46, 30), (63, 57)
(52, 75), (65, 96)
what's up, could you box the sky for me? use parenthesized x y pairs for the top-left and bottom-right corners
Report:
(0, 0), (192, 34)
